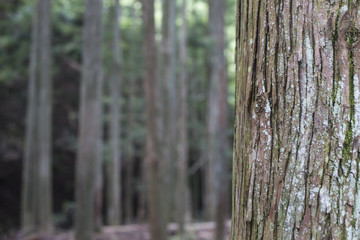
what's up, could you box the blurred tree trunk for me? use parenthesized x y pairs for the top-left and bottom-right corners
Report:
(205, 0), (228, 239)
(106, 0), (122, 226)
(176, 0), (191, 234)
(142, 0), (167, 239)
(125, 5), (138, 224)
(75, 0), (103, 239)
(231, 0), (360, 239)
(22, 0), (52, 233)
(160, 0), (177, 222)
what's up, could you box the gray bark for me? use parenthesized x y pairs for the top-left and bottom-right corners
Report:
(176, 0), (191, 234)
(106, 0), (122, 226)
(22, 0), (52, 233)
(75, 0), (103, 239)
(160, 0), (177, 222)
(205, 0), (229, 239)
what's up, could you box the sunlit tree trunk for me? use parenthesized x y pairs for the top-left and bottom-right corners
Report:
(75, 0), (103, 239)
(106, 0), (122, 226)
(142, 0), (167, 239)
(205, 0), (229, 239)
(22, 0), (52, 233)
(231, 0), (360, 239)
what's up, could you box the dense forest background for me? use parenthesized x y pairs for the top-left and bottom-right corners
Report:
(0, 0), (236, 238)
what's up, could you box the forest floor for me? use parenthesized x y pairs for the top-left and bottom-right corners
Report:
(3, 221), (231, 240)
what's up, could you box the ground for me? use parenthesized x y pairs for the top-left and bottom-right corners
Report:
(2, 221), (231, 240)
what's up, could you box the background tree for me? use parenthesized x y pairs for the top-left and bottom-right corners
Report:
(142, 0), (167, 239)
(205, 0), (229, 239)
(160, 0), (177, 222)
(75, 0), (103, 239)
(231, 0), (360, 239)
(176, 0), (190, 234)
(105, 0), (122, 226)
(21, 0), (52, 233)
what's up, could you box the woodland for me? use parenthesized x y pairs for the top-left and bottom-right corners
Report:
(0, 0), (235, 239)
(2, 0), (360, 240)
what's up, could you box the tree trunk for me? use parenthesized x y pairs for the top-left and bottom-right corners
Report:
(142, 0), (167, 239)
(22, 0), (52, 233)
(160, 0), (177, 222)
(75, 0), (103, 239)
(176, 0), (191, 234)
(231, 0), (360, 239)
(205, 0), (229, 239)
(106, 0), (122, 226)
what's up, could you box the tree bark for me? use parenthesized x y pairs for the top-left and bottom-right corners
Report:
(22, 0), (52, 233)
(160, 0), (177, 222)
(106, 0), (122, 226)
(142, 0), (167, 239)
(75, 0), (103, 239)
(231, 0), (360, 239)
(176, 0), (191, 234)
(205, 0), (229, 239)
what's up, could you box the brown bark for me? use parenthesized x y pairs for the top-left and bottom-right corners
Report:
(75, 0), (103, 239)
(22, 0), (52, 233)
(231, 0), (360, 239)
(142, 0), (167, 239)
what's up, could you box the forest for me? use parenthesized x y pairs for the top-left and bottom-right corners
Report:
(0, 0), (235, 239)
(2, 0), (360, 240)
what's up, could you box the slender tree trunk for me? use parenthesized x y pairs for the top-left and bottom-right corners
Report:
(176, 0), (191, 234)
(106, 0), (122, 226)
(142, 0), (167, 239)
(160, 0), (177, 222)
(231, 0), (360, 239)
(125, 6), (138, 223)
(22, 0), (52, 233)
(205, 0), (229, 239)
(75, 0), (103, 239)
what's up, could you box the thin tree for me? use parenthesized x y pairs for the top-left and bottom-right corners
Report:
(106, 0), (122, 226)
(176, 0), (190, 234)
(75, 0), (103, 239)
(205, 0), (228, 239)
(142, 0), (167, 239)
(160, 0), (177, 221)
(22, 0), (52, 233)
(231, 0), (360, 239)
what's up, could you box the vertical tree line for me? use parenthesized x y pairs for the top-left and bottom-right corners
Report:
(22, 0), (52, 233)
(75, 0), (103, 239)
(16, 0), (234, 239)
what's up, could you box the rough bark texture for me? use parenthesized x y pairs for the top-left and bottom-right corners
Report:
(22, 0), (52, 233)
(142, 0), (167, 239)
(205, 0), (229, 239)
(75, 0), (103, 239)
(106, 0), (122, 226)
(231, 0), (360, 239)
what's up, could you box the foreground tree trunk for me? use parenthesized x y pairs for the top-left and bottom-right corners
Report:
(75, 0), (103, 239)
(231, 0), (360, 239)
(205, 0), (229, 239)
(22, 0), (52, 233)
(142, 0), (167, 239)
(106, 0), (122, 226)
